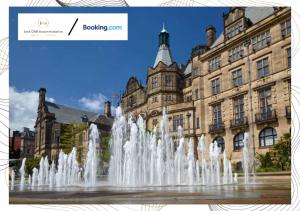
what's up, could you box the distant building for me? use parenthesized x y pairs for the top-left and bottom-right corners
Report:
(9, 128), (35, 159)
(34, 88), (113, 161)
(121, 7), (291, 168)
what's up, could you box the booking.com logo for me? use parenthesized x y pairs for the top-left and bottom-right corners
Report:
(83, 24), (123, 31)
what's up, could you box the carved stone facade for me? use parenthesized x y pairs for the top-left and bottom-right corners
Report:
(121, 7), (291, 167)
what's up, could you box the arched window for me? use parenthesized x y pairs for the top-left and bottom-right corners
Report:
(234, 132), (244, 150)
(213, 136), (225, 152)
(259, 127), (277, 147)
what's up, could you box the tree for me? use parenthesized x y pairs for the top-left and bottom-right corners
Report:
(100, 135), (111, 163)
(256, 152), (273, 168)
(271, 133), (291, 171)
(25, 157), (40, 175)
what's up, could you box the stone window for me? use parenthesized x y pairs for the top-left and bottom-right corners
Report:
(128, 95), (136, 107)
(208, 56), (221, 72)
(281, 19), (291, 38)
(152, 77), (158, 89)
(232, 68), (243, 87)
(194, 89), (199, 100)
(213, 136), (225, 152)
(152, 96), (158, 103)
(212, 104), (222, 126)
(228, 45), (244, 62)
(165, 95), (172, 101)
(196, 117), (200, 129)
(233, 132), (244, 151)
(257, 58), (269, 79)
(252, 31), (271, 51)
(259, 88), (272, 115)
(185, 95), (192, 102)
(173, 114), (183, 132)
(165, 75), (172, 87)
(233, 96), (244, 121)
(152, 119), (158, 127)
(259, 127), (277, 147)
(211, 78), (221, 95)
(226, 20), (244, 39)
(287, 47), (291, 68)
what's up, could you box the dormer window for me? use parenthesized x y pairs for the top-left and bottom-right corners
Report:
(225, 20), (244, 39)
(209, 56), (221, 72)
(252, 31), (271, 52)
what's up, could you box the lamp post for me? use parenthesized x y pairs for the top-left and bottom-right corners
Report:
(244, 39), (256, 174)
(186, 112), (191, 136)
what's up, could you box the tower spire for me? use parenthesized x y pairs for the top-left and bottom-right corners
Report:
(154, 23), (173, 67)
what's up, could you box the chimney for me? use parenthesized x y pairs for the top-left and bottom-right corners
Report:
(38, 88), (46, 107)
(206, 25), (216, 48)
(104, 101), (111, 117)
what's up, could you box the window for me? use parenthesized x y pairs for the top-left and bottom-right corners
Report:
(234, 132), (244, 150)
(229, 45), (244, 62)
(152, 96), (158, 103)
(259, 88), (272, 115)
(209, 56), (221, 71)
(287, 47), (291, 68)
(212, 78), (220, 95)
(257, 58), (270, 78)
(212, 104), (222, 126)
(232, 69), (243, 87)
(281, 19), (291, 38)
(152, 77), (158, 89)
(259, 127), (277, 147)
(165, 75), (172, 87)
(194, 89), (199, 100)
(213, 136), (225, 152)
(173, 114), (183, 131)
(196, 117), (200, 129)
(252, 31), (271, 51)
(185, 95), (192, 102)
(226, 21), (244, 39)
(233, 96), (244, 121)
(165, 95), (172, 101)
(128, 95), (136, 107)
(152, 119), (158, 127)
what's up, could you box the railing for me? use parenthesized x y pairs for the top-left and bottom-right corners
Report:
(209, 122), (225, 133)
(286, 106), (291, 119)
(230, 117), (248, 129)
(255, 110), (277, 124)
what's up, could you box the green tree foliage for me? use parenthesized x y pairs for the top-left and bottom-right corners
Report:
(256, 152), (273, 168)
(271, 133), (291, 171)
(25, 157), (40, 175)
(256, 132), (291, 172)
(100, 135), (111, 163)
(60, 123), (88, 161)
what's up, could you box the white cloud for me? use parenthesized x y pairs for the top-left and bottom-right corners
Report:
(79, 93), (116, 115)
(9, 87), (55, 132)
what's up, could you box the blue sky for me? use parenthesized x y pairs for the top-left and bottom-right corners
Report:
(9, 7), (228, 130)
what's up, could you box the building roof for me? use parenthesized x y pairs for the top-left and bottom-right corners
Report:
(154, 44), (173, 67)
(210, 7), (275, 48)
(45, 101), (98, 124)
(183, 62), (192, 75)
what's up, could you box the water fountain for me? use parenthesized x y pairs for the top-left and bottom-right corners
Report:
(84, 124), (100, 187)
(12, 107), (245, 191)
(108, 107), (235, 187)
(19, 158), (26, 191)
(242, 132), (250, 184)
(10, 170), (15, 191)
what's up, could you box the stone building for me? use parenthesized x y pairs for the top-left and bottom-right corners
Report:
(121, 7), (291, 167)
(34, 88), (113, 161)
